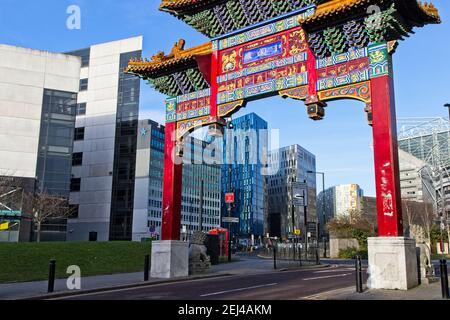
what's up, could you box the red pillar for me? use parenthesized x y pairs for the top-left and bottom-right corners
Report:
(371, 74), (403, 237)
(161, 121), (183, 240)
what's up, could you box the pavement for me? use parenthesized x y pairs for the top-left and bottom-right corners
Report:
(304, 282), (444, 300)
(0, 253), (302, 300)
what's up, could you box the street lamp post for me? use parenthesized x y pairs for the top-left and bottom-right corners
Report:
(226, 119), (234, 262)
(307, 170), (326, 257)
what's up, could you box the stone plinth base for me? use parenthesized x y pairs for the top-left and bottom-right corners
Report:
(151, 240), (189, 279)
(367, 237), (418, 290)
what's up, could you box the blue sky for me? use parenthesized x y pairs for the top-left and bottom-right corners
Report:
(1, 0), (449, 196)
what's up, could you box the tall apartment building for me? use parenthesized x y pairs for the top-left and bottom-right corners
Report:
(67, 37), (143, 241)
(0, 44), (81, 242)
(318, 184), (364, 221)
(267, 144), (317, 239)
(222, 113), (268, 241)
(133, 119), (222, 241)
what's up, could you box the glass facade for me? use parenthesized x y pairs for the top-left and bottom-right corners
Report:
(36, 89), (77, 196)
(35, 89), (77, 241)
(267, 145), (317, 239)
(146, 122), (222, 239)
(109, 51), (142, 241)
(66, 48), (91, 67)
(222, 113), (268, 240)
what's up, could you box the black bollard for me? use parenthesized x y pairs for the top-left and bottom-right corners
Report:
(144, 254), (150, 281)
(298, 244), (302, 267)
(355, 256), (363, 293)
(273, 245), (277, 270)
(48, 259), (56, 293)
(440, 259), (449, 299)
(315, 248), (320, 265)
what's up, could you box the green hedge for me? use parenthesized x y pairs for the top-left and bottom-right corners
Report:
(338, 247), (368, 260)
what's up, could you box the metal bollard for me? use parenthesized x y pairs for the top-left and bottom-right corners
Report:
(273, 246), (277, 270)
(355, 256), (363, 293)
(440, 259), (449, 299)
(144, 254), (150, 281)
(315, 248), (320, 265)
(48, 259), (56, 293)
(298, 244), (302, 267)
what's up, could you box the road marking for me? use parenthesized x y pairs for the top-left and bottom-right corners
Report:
(200, 283), (278, 297)
(314, 268), (354, 273)
(302, 286), (356, 300)
(303, 273), (352, 281)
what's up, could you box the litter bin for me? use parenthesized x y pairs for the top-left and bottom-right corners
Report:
(206, 234), (220, 265)
(89, 231), (98, 242)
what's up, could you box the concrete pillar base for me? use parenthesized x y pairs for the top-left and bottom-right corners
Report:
(367, 237), (418, 290)
(151, 240), (189, 279)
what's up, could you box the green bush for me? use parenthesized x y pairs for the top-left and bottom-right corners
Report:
(338, 247), (368, 259)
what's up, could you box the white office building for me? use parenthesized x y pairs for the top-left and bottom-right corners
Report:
(0, 44), (81, 241)
(67, 36), (143, 242)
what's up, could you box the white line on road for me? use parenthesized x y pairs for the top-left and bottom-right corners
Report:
(314, 268), (354, 273)
(200, 283), (278, 297)
(303, 273), (352, 281)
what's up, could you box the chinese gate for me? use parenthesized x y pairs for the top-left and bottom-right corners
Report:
(127, 0), (440, 287)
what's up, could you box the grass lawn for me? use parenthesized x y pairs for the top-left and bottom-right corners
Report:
(0, 241), (151, 283)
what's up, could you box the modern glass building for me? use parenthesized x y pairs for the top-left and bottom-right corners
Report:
(222, 113), (268, 242)
(133, 120), (222, 241)
(267, 144), (317, 239)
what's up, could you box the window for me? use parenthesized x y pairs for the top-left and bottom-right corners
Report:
(69, 204), (79, 218)
(76, 103), (86, 115)
(74, 127), (85, 141)
(70, 178), (81, 192)
(79, 79), (88, 91)
(72, 152), (83, 166)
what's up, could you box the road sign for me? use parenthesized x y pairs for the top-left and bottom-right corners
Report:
(294, 229), (301, 236)
(222, 217), (239, 224)
(225, 193), (235, 204)
(307, 222), (317, 232)
(0, 222), (9, 230)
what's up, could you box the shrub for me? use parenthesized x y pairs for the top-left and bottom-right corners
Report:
(338, 247), (368, 259)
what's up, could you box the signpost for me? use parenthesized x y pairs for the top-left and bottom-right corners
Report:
(225, 193), (235, 204)
(292, 182), (308, 207)
(222, 217), (239, 224)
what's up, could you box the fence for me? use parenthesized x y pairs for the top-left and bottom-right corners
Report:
(260, 241), (321, 269)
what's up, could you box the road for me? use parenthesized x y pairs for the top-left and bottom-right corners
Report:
(55, 264), (364, 300)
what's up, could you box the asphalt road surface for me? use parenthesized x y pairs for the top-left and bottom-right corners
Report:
(55, 265), (364, 300)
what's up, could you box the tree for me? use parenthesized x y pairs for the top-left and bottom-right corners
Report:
(401, 199), (436, 243)
(0, 175), (25, 217)
(24, 191), (75, 242)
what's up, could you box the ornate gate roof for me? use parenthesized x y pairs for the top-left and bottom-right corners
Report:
(127, 0), (439, 96)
